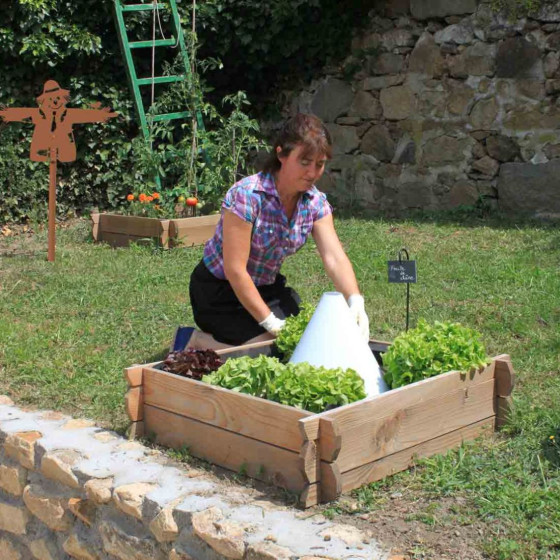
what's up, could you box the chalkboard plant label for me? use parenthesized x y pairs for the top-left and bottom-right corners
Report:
(388, 260), (417, 283)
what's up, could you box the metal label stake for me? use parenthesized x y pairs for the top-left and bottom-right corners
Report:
(388, 248), (417, 331)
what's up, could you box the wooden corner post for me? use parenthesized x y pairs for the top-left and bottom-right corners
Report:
(494, 354), (515, 429)
(298, 416), (321, 508)
(318, 416), (343, 503)
(124, 365), (145, 439)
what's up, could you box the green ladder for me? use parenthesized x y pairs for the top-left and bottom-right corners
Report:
(113, 0), (206, 184)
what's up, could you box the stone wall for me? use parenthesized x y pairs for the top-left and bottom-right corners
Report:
(285, 0), (560, 217)
(0, 396), (386, 560)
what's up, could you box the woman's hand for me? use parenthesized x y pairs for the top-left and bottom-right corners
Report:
(347, 294), (370, 341)
(258, 312), (286, 336)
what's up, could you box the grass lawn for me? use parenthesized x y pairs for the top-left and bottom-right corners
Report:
(0, 214), (559, 559)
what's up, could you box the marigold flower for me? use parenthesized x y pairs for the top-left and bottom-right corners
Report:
(155, 204), (160, 210)
(126, 194), (135, 201)
(147, 195), (154, 202)
(550, 435), (556, 440)
(139, 193), (147, 202)
(152, 192), (160, 199)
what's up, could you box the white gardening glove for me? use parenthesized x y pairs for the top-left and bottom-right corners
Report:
(258, 312), (286, 336)
(347, 294), (370, 342)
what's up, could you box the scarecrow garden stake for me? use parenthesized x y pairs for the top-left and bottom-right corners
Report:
(0, 80), (118, 261)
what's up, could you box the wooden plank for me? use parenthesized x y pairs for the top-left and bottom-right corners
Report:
(124, 365), (144, 388)
(299, 416), (320, 442)
(98, 214), (163, 237)
(143, 367), (310, 452)
(323, 378), (496, 472)
(332, 416), (495, 498)
(319, 360), (497, 423)
(299, 483), (319, 508)
(125, 387), (143, 422)
(496, 395), (513, 429)
(91, 213), (100, 241)
(318, 360), (497, 461)
(213, 338), (390, 361)
(144, 404), (307, 493)
(298, 417), (321, 485)
(159, 219), (171, 249)
(216, 339), (275, 359)
(494, 355), (515, 397)
(169, 215), (220, 247)
(318, 416), (342, 462)
(299, 440), (319, 484)
(127, 421), (145, 440)
(319, 461), (342, 503)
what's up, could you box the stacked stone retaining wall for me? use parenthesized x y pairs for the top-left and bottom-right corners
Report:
(0, 396), (387, 560)
(284, 0), (560, 217)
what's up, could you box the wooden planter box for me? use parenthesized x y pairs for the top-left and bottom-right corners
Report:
(91, 213), (219, 249)
(124, 340), (514, 507)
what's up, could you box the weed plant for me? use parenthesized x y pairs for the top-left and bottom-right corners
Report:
(0, 213), (559, 557)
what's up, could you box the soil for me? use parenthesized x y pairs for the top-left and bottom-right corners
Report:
(323, 492), (492, 560)
(0, 218), (82, 257)
(0, 222), (45, 257)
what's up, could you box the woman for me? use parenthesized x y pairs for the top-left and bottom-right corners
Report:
(189, 113), (369, 346)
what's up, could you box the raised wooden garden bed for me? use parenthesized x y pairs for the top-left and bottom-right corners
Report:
(124, 340), (514, 507)
(91, 213), (219, 249)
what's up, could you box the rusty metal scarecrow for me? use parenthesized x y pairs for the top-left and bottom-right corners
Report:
(0, 80), (118, 261)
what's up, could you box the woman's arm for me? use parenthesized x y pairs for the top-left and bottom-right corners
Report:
(311, 213), (360, 298)
(222, 210), (273, 323)
(312, 213), (370, 339)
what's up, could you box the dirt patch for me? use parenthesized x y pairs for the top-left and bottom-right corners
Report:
(0, 223), (44, 257)
(318, 492), (492, 560)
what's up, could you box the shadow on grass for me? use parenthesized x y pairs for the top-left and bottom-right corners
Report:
(542, 426), (560, 469)
(334, 203), (560, 231)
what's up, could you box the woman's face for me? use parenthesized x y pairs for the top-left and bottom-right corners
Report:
(276, 144), (327, 193)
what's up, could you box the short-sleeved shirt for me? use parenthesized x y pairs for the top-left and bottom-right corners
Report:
(203, 172), (332, 286)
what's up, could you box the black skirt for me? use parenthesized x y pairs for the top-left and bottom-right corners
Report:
(189, 260), (300, 345)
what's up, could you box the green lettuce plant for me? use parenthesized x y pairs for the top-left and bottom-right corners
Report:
(203, 355), (365, 413)
(383, 319), (488, 390)
(266, 362), (366, 412)
(274, 302), (314, 360)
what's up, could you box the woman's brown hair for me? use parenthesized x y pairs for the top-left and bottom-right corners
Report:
(262, 113), (333, 174)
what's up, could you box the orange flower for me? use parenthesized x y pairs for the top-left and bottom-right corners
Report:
(126, 194), (135, 201)
(152, 192), (160, 199)
(138, 193), (147, 202)
(147, 195), (154, 202)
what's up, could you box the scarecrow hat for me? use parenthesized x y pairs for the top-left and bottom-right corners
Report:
(37, 80), (70, 103)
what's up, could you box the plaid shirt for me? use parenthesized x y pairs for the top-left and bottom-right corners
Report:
(203, 172), (332, 286)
